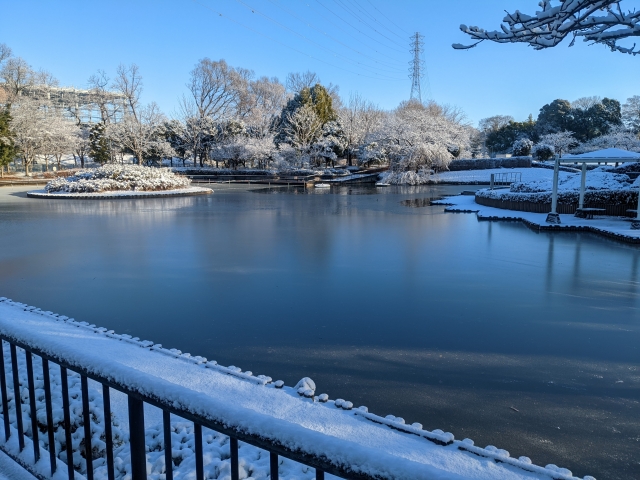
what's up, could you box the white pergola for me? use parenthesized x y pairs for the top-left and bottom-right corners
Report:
(546, 148), (640, 228)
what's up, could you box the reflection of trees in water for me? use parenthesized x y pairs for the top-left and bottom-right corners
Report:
(400, 198), (437, 208)
(39, 196), (198, 217)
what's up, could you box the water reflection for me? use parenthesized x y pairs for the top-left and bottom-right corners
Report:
(0, 185), (638, 479)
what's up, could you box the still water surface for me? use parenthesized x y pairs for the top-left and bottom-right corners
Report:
(0, 185), (638, 479)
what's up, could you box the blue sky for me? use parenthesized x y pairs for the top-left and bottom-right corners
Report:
(3, 0), (640, 126)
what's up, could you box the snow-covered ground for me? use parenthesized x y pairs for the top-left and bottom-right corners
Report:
(432, 194), (640, 241)
(0, 299), (593, 480)
(26, 186), (213, 199)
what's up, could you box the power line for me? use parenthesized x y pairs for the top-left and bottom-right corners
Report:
(313, 0), (407, 55)
(344, 0), (407, 41)
(265, 0), (406, 70)
(364, 0), (412, 37)
(192, 0), (405, 83)
(231, 0), (405, 77)
(333, 0), (407, 50)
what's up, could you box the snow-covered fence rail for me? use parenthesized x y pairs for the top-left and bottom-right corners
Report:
(0, 298), (596, 480)
(490, 172), (522, 190)
(0, 335), (358, 480)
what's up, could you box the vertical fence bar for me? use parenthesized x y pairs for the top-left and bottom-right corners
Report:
(81, 376), (94, 480)
(127, 395), (147, 480)
(25, 352), (40, 463)
(315, 469), (325, 480)
(42, 359), (56, 475)
(60, 366), (75, 479)
(163, 410), (173, 480)
(0, 340), (10, 441)
(10, 344), (25, 451)
(270, 452), (278, 480)
(102, 385), (114, 480)
(230, 437), (239, 480)
(194, 423), (204, 480)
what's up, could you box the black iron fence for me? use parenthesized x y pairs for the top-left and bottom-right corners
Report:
(0, 334), (371, 480)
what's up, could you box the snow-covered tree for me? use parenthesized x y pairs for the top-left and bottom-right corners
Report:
(532, 143), (555, 160)
(538, 131), (576, 156)
(512, 137), (534, 156)
(180, 58), (250, 166)
(571, 127), (640, 153)
(244, 76), (288, 137)
(362, 100), (471, 182)
(72, 125), (91, 168)
(281, 103), (323, 160)
(572, 96), (603, 111)
(454, 1), (640, 55)
(89, 123), (111, 165)
(339, 93), (384, 166)
(108, 103), (170, 166)
(41, 109), (78, 171)
(0, 105), (16, 177)
(1, 57), (36, 101)
(622, 95), (640, 131)
(9, 98), (47, 174)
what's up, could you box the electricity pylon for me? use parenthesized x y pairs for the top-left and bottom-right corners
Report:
(409, 32), (425, 103)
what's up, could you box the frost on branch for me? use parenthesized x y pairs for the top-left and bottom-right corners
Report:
(454, 1), (640, 55)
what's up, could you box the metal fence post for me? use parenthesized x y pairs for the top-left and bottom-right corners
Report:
(128, 396), (147, 480)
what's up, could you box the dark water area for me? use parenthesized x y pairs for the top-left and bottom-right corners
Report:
(0, 184), (638, 479)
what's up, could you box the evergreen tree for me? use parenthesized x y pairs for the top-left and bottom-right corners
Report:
(276, 83), (337, 146)
(485, 116), (537, 153)
(536, 99), (573, 135)
(0, 106), (16, 177)
(89, 123), (110, 164)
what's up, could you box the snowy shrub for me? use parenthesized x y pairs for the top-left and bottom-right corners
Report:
(384, 168), (434, 185)
(477, 187), (638, 206)
(510, 172), (632, 194)
(531, 143), (555, 160)
(512, 138), (533, 157)
(45, 165), (191, 193)
(606, 162), (640, 174)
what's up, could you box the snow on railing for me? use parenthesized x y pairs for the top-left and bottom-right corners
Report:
(0, 297), (595, 480)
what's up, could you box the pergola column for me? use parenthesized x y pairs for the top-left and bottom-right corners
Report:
(546, 156), (561, 224)
(579, 162), (587, 209)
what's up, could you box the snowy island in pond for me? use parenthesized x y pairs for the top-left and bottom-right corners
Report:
(0, 297), (595, 480)
(27, 165), (212, 199)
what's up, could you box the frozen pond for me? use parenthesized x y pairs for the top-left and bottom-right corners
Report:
(0, 184), (638, 479)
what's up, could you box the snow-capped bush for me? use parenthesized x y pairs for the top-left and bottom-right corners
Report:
(531, 143), (555, 160)
(510, 172), (632, 193)
(45, 165), (191, 193)
(477, 187), (638, 206)
(512, 138), (533, 157)
(383, 168), (434, 185)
